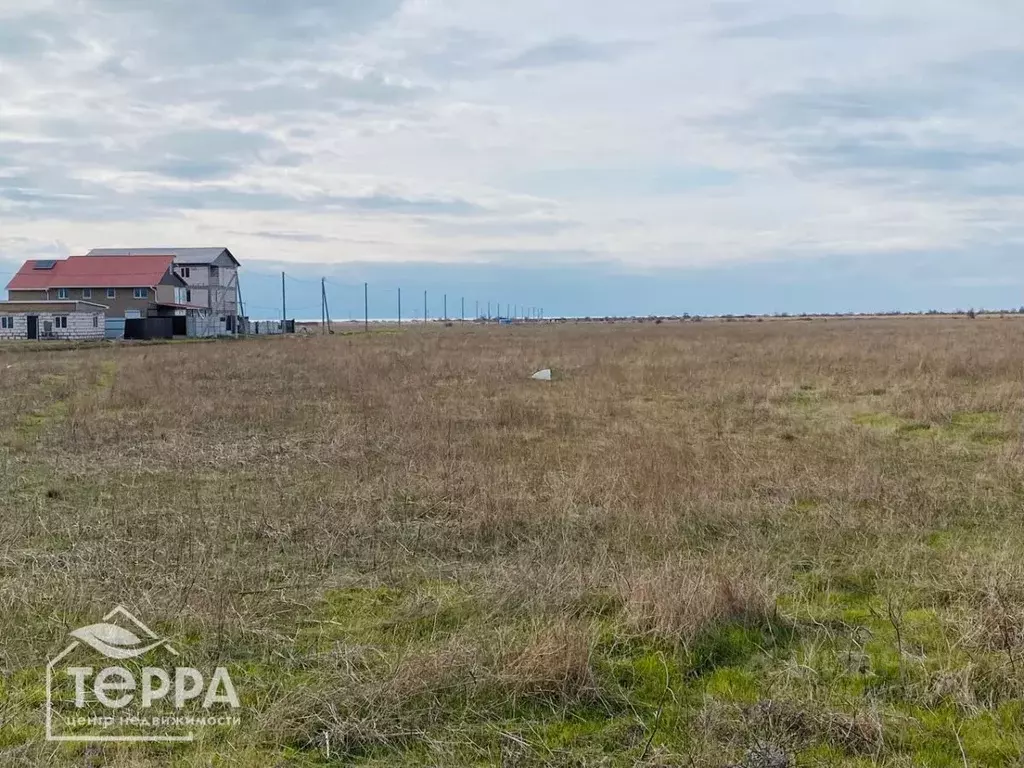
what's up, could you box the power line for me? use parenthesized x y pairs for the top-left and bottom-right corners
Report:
(249, 273), (548, 325)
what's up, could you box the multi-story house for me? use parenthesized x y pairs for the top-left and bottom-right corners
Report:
(7, 255), (190, 315)
(6, 255), (192, 337)
(87, 248), (240, 334)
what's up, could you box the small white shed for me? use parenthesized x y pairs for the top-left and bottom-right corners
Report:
(0, 301), (107, 341)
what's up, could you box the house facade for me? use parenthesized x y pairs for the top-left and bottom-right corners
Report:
(87, 248), (240, 335)
(5, 256), (192, 338)
(0, 301), (107, 341)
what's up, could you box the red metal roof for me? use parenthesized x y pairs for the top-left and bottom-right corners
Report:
(6, 255), (176, 291)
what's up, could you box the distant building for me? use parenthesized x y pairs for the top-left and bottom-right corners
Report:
(87, 248), (240, 335)
(6, 255), (189, 317)
(0, 300), (107, 341)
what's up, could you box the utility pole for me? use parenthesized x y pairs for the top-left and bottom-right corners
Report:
(487, 301), (491, 320)
(364, 282), (369, 333)
(424, 290), (428, 323)
(461, 297), (465, 322)
(321, 278), (326, 333)
(323, 279), (333, 334)
(444, 294), (447, 321)
(281, 271), (286, 332)
(475, 300), (479, 320)
(398, 287), (401, 327)
(236, 278), (246, 335)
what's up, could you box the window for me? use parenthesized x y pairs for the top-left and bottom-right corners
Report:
(1, 317), (13, 329)
(82, 288), (91, 299)
(186, 289), (192, 303)
(57, 288), (69, 299)
(106, 288), (116, 299)
(133, 288), (148, 299)
(180, 267), (191, 279)
(93, 315), (98, 328)
(54, 316), (68, 329)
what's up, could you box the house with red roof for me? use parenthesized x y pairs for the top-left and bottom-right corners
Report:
(86, 247), (241, 335)
(4, 255), (193, 339)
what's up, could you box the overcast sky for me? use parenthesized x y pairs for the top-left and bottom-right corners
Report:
(1, 1), (1023, 314)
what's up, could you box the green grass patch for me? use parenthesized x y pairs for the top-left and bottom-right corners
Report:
(893, 705), (1022, 767)
(853, 409), (1014, 447)
(852, 412), (905, 429)
(704, 666), (760, 703)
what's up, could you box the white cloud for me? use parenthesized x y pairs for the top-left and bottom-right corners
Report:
(1, 0), (1023, 269)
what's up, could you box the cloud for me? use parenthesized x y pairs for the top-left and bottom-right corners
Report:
(141, 128), (279, 158)
(139, 188), (486, 216)
(471, 248), (604, 265)
(2, 0), (1024, 306)
(345, 193), (485, 215)
(422, 216), (579, 237)
(85, 0), (404, 62)
(203, 71), (428, 118)
(936, 48), (1024, 87)
(247, 231), (340, 243)
(497, 36), (636, 70)
(716, 11), (902, 40)
(507, 166), (737, 198)
(805, 138), (1023, 173)
(709, 52), (1024, 201)
(137, 128), (299, 180)
(0, 12), (78, 57)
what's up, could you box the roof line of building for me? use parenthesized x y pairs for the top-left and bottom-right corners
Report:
(0, 300), (110, 309)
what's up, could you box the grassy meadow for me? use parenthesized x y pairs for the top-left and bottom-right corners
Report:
(2, 318), (1024, 766)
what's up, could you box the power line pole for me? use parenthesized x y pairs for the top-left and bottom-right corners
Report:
(281, 271), (286, 332)
(236, 277), (246, 335)
(487, 301), (491, 320)
(475, 300), (479, 320)
(364, 282), (369, 333)
(461, 297), (465, 322)
(321, 278), (326, 334)
(424, 290), (428, 323)
(324, 280), (333, 334)
(398, 287), (401, 327)
(444, 293), (447, 321)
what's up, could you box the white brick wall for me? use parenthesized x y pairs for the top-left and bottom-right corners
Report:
(0, 315), (28, 340)
(0, 312), (105, 341)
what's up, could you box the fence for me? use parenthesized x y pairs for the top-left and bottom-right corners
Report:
(125, 317), (174, 340)
(242, 319), (294, 335)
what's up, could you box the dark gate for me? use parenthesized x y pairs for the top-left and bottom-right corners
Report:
(124, 317), (174, 340)
(26, 315), (38, 340)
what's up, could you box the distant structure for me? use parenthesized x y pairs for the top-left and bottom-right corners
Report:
(0, 299), (107, 341)
(87, 247), (241, 336)
(5, 255), (190, 339)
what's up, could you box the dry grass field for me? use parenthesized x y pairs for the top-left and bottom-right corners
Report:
(3, 318), (1024, 766)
